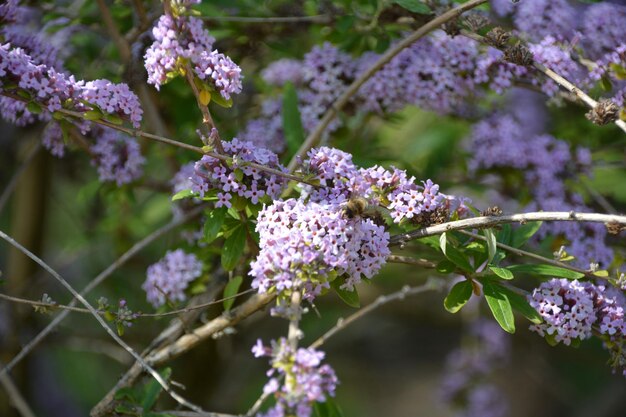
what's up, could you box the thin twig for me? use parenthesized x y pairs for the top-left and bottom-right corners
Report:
(0, 360), (37, 417)
(0, 289), (255, 318)
(0, 142), (41, 215)
(287, 290), (302, 351)
(286, 0), (489, 172)
(0, 205), (206, 377)
(387, 255), (437, 268)
(96, 0), (131, 63)
(0, 92), (321, 188)
(461, 30), (626, 134)
(199, 15), (331, 24)
(309, 281), (443, 349)
(0, 230), (208, 413)
(390, 211), (626, 245)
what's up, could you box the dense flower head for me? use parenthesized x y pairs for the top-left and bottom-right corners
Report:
(142, 249), (203, 308)
(581, 2), (626, 59)
(0, 43), (144, 130)
(588, 44), (626, 107)
(0, 0), (19, 24)
(144, 13), (242, 99)
(80, 79), (143, 128)
(41, 122), (64, 157)
(467, 113), (611, 266)
(513, 0), (578, 42)
(172, 162), (196, 194)
(262, 58), (306, 87)
(144, 14), (215, 89)
(528, 36), (583, 96)
(190, 138), (287, 207)
(252, 338), (338, 417)
(528, 279), (626, 349)
(250, 198), (390, 303)
(91, 128), (145, 186)
(2, 26), (63, 70)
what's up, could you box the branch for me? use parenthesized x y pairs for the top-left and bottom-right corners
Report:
(1, 205), (206, 377)
(0, 289), (255, 318)
(286, 0), (489, 172)
(309, 281), (443, 350)
(389, 211), (626, 245)
(461, 30), (626, 134)
(0, 361), (37, 417)
(96, 0), (131, 63)
(0, 230), (208, 413)
(91, 292), (275, 417)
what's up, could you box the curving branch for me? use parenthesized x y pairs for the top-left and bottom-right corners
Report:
(461, 30), (626, 134)
(0, 230), (208, 413)
(286, 0), (489, 172)
(390, 211), (626, 245)
(1, 205), (206, 377)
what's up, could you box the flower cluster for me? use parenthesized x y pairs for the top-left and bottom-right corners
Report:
(250, 198), (389, 302)
(441, 319), (510, 417)
(144, 13), (242, 100)
(190, 138), (287, 207)
(41, 122), (64, 157)
(252, 338), (338, 417)
(529, 278), (626, 375)
(467, 108), (612, 267)
(91, 128), (145, 186)
(0, 43), (143, 129)
(142, 249), (203, 308)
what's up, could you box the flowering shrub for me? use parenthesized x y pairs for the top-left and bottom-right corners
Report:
(1, 1), (626, 417)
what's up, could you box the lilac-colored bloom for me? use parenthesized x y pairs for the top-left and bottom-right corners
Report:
(91, 128), (145, 186)
(142, 249), (203, 307)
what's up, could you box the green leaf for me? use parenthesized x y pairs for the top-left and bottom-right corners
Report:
(26, 101), (42, 114)
(496, 224), (512, 246)
(282, 82), (305, 159)
(593, 270), (609, 277)
(331, 279), (360, 308)
(444, 280), (473, 313)
(114, 387), (138, 402)
(221, 224), (247, 271)
(141, 368), (172, 411)
(443, 245), (474, 273)
(203, 207), (227, 244)
(394, 0), (431, 14)
(482, 281), (515, 333)
(488, 266), (514, 280)
(439, 232), (447, 255)
(223, 275), (243, 311)
(496, 285), (543, 324)
(313, 398), (344, 417)
(171, 189), (195, 201)
(103, 113), (123, 125)
(143, 413), (176, 417)
(83, 109), (103, 120)
(484, 229), (497, 264)
(210, 91), (233, 108)
(507, 264), (584, 279)
(436, 260), (456, 274)
(510, 221), (543, 248)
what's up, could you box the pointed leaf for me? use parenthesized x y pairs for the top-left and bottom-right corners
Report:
(507, 264), (584, 279)
(482, 281), (515, 334)
(203, 207), (227, 244)
(484, 229), (497, 264)
(443, 245), (474, 273)
(439, 232), (447, 255)
(223, 275), (243, 311)
(444, 280), (473, 313)
(394, 0), (431, 14)
(171, 189), (195, 201)
(221, 225), (247, 271)
(511, 221), (543, 248)
(141, 368), (172, 411)
(497, 285), (543, 324)
(489, 266), (514, 280)
(331, 279), (360, 308)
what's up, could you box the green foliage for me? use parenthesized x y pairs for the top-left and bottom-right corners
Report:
(488, 266), (514, 280)
(313, 398), (345, 417)
(393, 0), (431, 14)
(510, 221), (543, 248)
(203, 207), (228, 244)
(223, 275), (244, 311)
(507, 264), (585, 280)
(331, 279), (361, 308)
(221, 224), (247, 271)
(444, 280), (473, 313)
(482, 281), (516, 334)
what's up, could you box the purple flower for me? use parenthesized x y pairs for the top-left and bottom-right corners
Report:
(253, 338), (338, 417)
(142, 249), (203, 307)
(91, 128), (145, 186)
